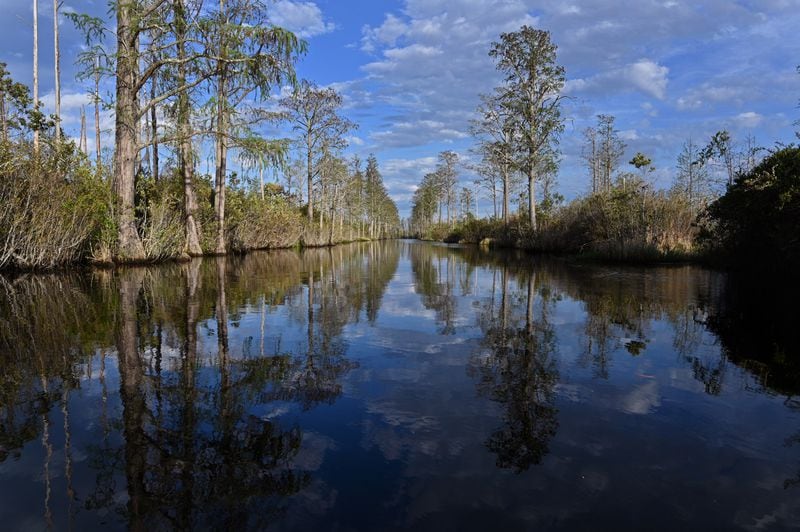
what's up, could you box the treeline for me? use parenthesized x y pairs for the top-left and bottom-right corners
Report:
(0, 0), (400, 270)
(409, 25), (799, 268)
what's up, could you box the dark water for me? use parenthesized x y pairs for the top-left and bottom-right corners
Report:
(1, 240), (799, 531)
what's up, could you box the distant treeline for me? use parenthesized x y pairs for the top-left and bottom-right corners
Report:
(408, 26), (800, 269)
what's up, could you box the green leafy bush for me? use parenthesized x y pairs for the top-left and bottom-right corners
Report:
(700, 146), (800, 269)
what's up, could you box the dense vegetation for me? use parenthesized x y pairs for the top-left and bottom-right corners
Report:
(1, 4), (797, 270)
(409, 26), (799, 268)
(700, 146), (800, 270)
(0, 1), (400, 270)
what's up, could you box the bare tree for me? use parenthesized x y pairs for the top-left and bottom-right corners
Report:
(675, 137), (709, 214)
(93, 57), (101, 169)
(596, 114), (625, 192)
(436, 151), (459, 225)
(33, 0), (39, 155)
(471, 92), (520, 224)
(281, 81), (355, 221)
(53, 0), (61, 143)
(582, 125), (599, 193)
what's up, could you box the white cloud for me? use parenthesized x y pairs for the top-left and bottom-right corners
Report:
(734, 111), (763, 128)
(627, 59), (669, 100)
(270, 1), (335, 39)
(361, 14), (408, 53)
(39, 91), (92, 112)
(566, 59), (669, 100)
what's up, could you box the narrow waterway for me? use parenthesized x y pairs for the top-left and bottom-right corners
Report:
(1, 240), (798, 530)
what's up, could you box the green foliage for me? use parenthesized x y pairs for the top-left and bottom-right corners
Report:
(422, 181), (697, 262)
(530, 182), (695, 261)
(0, 143), (112, 269)
(227, 189), (305, 251)
(700, 146), (800, 269)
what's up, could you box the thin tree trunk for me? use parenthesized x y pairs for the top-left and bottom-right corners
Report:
(33, 0), (39, 155)
(492, 182), (497, 219)
(0, 90), (6, 142)
(150, 76), (158, 181)
(94, 58), (101, 169)
(528, 164), (537, 230)
(53, 0), (60, 143)
(307, 135), (313, 220)
(214, 99), (227, 254)
(79, 106), (87, 153)
(502, 163), (509, 226)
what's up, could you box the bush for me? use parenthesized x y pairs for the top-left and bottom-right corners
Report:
(230, 194), (304, 251)
(135, 173), (185, 260)
(0, 141), (112, 270)
(530, 182), (695, 261)
(700, 146), (800, 269)
(418, 179), (697, 262)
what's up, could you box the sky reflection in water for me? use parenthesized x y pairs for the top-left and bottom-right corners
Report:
(0, 240), (799, 530)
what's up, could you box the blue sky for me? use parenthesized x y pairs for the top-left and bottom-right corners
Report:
(2, 0), (799, 216)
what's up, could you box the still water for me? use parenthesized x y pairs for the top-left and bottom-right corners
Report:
(1, 240), (799, 530)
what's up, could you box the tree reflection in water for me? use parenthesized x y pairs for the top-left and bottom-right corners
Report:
(2, 242), (800, 528)
(0, 242), (402, 529)
(468, 267), (559, 472)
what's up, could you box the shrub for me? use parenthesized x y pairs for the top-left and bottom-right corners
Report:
(231, 195), (304, 250)
(0, 141), (112, 269)
(700, 146), (800, 269)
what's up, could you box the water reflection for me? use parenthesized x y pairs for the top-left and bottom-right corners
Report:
(1, 241), (799, 530)
(468, 269), (559, 472)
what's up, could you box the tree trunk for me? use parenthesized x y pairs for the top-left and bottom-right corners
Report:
(32, 0), (39, 155)
(176, 0), (202, 257)
(502, 163), (509, 226)
(214, 97), (227, 254)
(492, 182), (497, 219)
(528, 165), (537, 230)
(79, 107), (87, 153)
(307, 136), (313, 220)
(150, 77), (158, 181)
(213, 0), (229, 255)
(53, 0), (60, 143)
(113, 2), (146, 261)
(0, 90), (6, 142)
(94, 58), (101, 170)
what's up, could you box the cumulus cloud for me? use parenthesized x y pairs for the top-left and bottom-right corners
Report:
(361, 14), (408, 53)
(270, 1), (335, 39)
(566, 59), (669, 100)
(627, 59), (669, 100)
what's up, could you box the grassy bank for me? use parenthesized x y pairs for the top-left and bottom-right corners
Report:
(415, 146), (800, 269)
(417, 181), (698, 264)
(0, 144), (384, 272)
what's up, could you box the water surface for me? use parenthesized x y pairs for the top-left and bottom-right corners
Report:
(1, 240), (798, 530)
